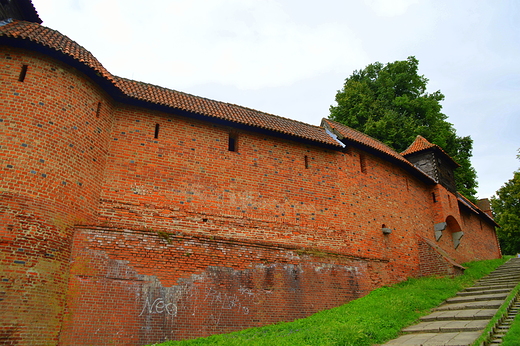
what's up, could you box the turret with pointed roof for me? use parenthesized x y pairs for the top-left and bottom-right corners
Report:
(402, 135), (459, 193)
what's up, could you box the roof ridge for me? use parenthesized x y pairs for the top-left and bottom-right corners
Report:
(401, 135), (434, 155)
(401, 134), (460, 167)
(456, 193), (498, 226)
(323, 118), (403, 156)
(114, 76), (325, 130)
(1, 20), (115, 81)
(321, 118), (437, 183)
(0, 20), (339, 147)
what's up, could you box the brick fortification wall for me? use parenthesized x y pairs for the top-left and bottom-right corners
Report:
(57, 104), (440, 344)
(61, 227), (384, 344)
(0, 47), (114, 345)
(0, 39), (501, 345)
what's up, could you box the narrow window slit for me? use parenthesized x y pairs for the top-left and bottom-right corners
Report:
(359, 154), (366, 173)
(228, 134), (237, 152)
(95, 102), (102, 118)
(432, 192), (437, 203)
(154, 123), (160, 139)
(304, 155), (309, 169)
(18, 65), (28, 82)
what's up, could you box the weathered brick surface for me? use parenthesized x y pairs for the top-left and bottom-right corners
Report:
(0, 47), (113, 345)
(60, 227), (379, 344)
(0, 45), (501, 345)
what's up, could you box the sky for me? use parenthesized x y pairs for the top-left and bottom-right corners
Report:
(31, 0), (520, 199)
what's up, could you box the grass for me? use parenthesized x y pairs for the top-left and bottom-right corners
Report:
(470, 283), (520, 346)
(151, 257), (510, 346)
(502, 307), (520, 346)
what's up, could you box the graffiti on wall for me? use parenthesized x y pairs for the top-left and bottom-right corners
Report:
(138, 263), (360, 331)
(139, 285), (254, 318)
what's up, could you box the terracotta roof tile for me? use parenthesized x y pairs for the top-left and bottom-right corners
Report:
(322, 119), (438, 182)
(401, 135), (436, 156)
(0, 20), (341, 147)
(401, 135), (460, 167)
(0, 0), (42, 24)
(0, 20), (113, 81)
(457, 193), (498, 226)
(114, 77), (339, 145)
(322, 119), (412, 164)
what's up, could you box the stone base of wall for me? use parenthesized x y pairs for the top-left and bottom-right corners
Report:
(59, 227), (393, 345)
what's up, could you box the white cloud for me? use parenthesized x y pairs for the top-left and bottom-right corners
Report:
(34, 0), (367, 90)
(30, 0), (520, 200)
(364, 0), (419, 16)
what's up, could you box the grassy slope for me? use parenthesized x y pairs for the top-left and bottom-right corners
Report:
(154, 258), (509, 346)
(502, 311), (520, 346)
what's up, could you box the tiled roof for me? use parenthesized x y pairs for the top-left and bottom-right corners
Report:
(401, 135), (436, 156)
(0, 20), (113, 81)
(401, 135), (460, 167)
(457, 193), (498, 226)
(321, 119), (414, 166)
(114, 77), (340, 146)
(457, 193), (479, 214)
(0, 20), (340, 147)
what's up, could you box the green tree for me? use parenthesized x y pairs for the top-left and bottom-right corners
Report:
(329, 56), (478, 199)
(491, 150), (520, 255)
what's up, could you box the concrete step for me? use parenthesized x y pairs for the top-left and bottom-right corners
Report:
(402, 320), (489, 333)
(382, 259), (520, 346)
(464, 284), (515, 292)
(485, 269), (520, 273)
(446, 292), (509, 303)
(382, 331), (483, 345)
(478, 277), (520, 283)
(458, 288), (511, 296)
(434, 299), (505, 311)
(487, 271), (520, 276)
(477, 275), (520, 281)
(476, 276), (520, 283)
(420, 308), (498, 321)
(473, 282), (518, 289)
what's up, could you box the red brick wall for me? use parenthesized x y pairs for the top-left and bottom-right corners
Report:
(60, 227), (384, 344)
(418, 237), (465, 276)
(56, 106), (439, 344)
(0, 47), (501, 345)
(61, 102), (499, 344)
(0, 47), (113, 345)
(428, 184), (501, 264)
(450, 206), (501, 262)
(99, 106), (440, 265)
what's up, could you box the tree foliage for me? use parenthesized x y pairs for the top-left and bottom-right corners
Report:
(491, 150), (520, 255)
(329, 56), (478, 199)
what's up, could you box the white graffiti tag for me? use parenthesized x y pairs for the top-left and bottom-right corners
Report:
(139, 297), (177, 316)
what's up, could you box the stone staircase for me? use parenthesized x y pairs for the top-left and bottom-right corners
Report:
(382, 258), (520, 346)
(485, 287), (520, 345)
